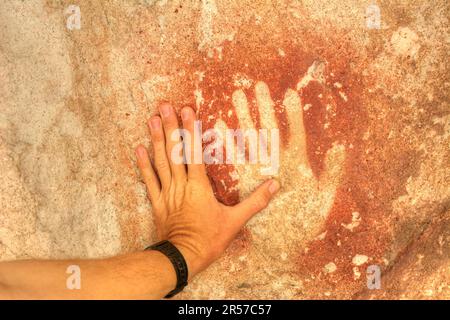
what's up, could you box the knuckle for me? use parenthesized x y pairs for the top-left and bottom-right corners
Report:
(151, 131), (164, 141)
(262, 189), (272, 202)
(141, 167), (152, 178)
(154, 143), (166, 156)
(253, 193), (269, 210)
(163, 121), (178, 133)
(155, 157), (169, 170)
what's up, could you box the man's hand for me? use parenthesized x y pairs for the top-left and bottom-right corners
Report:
(0, 102), (279, 300)
(135, 103), (280, 279)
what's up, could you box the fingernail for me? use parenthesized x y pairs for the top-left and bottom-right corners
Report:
(149, 117), (160, 130)
(181, 108), (191, 121)
(160, 104), (171, 118)
(136, 146), (145, 158)
(268, 180), (280, 194)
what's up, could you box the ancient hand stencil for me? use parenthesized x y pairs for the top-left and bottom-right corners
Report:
(208, 61), (347, 251)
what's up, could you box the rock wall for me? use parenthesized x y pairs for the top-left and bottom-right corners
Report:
(0, 0), (448, 299)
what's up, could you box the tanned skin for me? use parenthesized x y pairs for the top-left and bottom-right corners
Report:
(0, 103), (280, 299)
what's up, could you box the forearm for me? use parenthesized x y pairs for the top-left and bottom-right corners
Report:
(0, 103), (277, 300)
(0, 251), (177, 299)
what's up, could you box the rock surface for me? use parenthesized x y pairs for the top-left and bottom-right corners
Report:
(0, 0), (448, 299)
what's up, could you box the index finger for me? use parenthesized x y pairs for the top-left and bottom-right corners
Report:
(180, 107), (209, 182)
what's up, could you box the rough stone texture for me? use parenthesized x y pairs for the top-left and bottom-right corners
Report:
(0, 0), (448, 299)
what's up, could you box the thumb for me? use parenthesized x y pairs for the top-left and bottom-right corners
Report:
(229, 179), (280, 227)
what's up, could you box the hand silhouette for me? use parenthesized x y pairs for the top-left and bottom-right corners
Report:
(214, 62), (346, 252)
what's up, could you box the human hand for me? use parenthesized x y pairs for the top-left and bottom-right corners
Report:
(135, 103), (280, 279)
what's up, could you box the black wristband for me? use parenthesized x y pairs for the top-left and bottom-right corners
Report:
(146, 240), (188, 298)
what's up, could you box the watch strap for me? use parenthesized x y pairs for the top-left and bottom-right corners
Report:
(146, 240), (188, 298)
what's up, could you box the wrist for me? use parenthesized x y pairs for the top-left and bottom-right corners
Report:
(146, 241), (189, 298)
(169, 240), (205, 280)
(137, 250), (178, 298)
